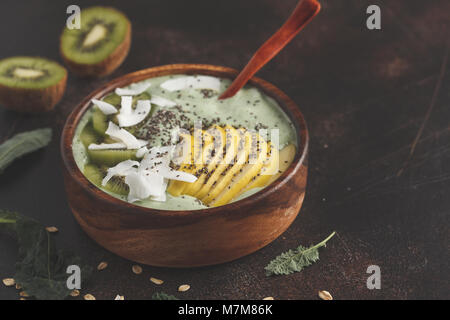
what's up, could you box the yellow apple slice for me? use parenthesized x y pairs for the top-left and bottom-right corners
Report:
(201, 128), (250, 204)
(177, 130), (214, 196)
(195, 125), (239, 199)
(240, 141), (280, 194)
(209, 132), (268, 207)
(167, 129), (212, 196)
(183, 125), (226, 196)
(268, 144), (296, 184)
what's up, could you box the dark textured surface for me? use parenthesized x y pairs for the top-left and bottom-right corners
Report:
(0, 0), (449, 300)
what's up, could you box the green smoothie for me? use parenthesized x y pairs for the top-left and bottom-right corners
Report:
(72, 74), (297, 210)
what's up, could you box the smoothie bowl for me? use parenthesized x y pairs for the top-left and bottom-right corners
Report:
(61, 64), (308, 267)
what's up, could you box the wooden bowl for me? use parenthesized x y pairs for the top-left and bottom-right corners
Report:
(61, 64), (309, 267)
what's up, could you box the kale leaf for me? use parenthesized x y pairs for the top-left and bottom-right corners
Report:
(0, 210), (92, 300)
(0, 128), (52, 173)
(152, 292), (179, 300)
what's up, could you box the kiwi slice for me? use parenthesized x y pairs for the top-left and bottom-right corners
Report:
(125, 92), (153, 136)
(102, 92), (122, 106)
(92, 107), (109, 136)
(103, 92), (151, 108)
(91, 92), (121, 136)
(81, 118), (139, 166)
(60, 7), (131, 77)
(84, 164), (129, 195)
(80, 123), (102, 148)
(88, 149), (139, 167)
(0, 57), (67, 113)
(92, 92), (151, 136)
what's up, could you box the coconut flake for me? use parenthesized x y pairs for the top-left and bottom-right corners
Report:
(105, 122), (148, 149)
(160, 76), (221, 92)
(91, 99), (118, 115)
(160, 77), (189, 92)
(138, 146), (173, 172)
(139, 146), (197, 183)
(122, 146), (174, 203)
(117, 100), (151, 127)
(136, 146), (149, 158)
(159, 167), (197, 183)
(151, 178), (168, 202)
(150, 95), (177, 107)
(102, 160), (140, 186)
(98, 144), (196, 203)
(115, 82), (151, 96)
(88, 143), (127, 150)
(125, 171), (165, 203)
(119, 96), (133, 115)
(125, 172), (152, 202)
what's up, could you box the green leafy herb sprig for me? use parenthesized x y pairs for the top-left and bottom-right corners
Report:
(0, 128), (52, 173)
(152, 292), (179, 300)
(0, 210), (92, 300)
(265, 232), (336, 276)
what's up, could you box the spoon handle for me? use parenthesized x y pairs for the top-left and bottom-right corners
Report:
(219, 0), (321, 100)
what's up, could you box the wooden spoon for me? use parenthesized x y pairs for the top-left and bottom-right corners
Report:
(219, 0), (321, 100)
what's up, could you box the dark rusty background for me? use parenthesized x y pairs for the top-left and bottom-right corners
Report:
(0, 0), (449, 300)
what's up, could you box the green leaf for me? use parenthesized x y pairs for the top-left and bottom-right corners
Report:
(0, 210), (18, 224)
(0, 210), (18, 234)
(0, 210), (92, 300)
(152, 292), (179, 300)
(0, 128), (52, 173)
(265, 232), (336, 276)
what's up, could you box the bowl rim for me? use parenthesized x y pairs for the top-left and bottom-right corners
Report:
(60, 64), (309, 217)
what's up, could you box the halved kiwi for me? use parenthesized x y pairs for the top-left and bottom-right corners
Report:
(60, 7), (131, 77)
(84, 164), (129, 195)
(0, 57), (67, 113)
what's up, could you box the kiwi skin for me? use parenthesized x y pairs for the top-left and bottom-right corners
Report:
(60, 7), (132, 78)
(0, 60), (67, 113)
